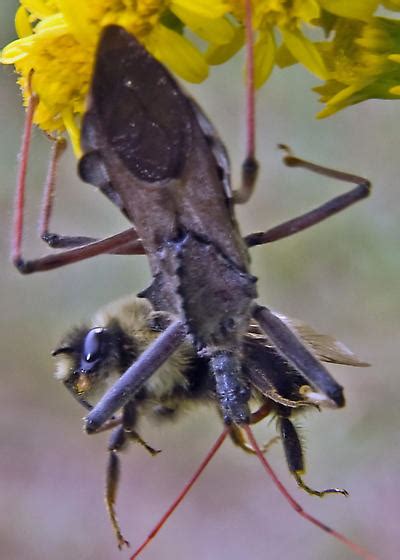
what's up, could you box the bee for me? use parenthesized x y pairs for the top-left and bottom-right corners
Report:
(52, 293), (368, 548)
(11, 17), (374, 560)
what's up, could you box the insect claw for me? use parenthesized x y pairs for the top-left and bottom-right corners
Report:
(117, 537), (130, 550)
(294, 472), (349, 498)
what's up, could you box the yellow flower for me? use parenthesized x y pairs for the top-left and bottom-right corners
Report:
(314, 16), (400, 118)
(1, 0), (232, 154)
(4, 0), (400, 151)
(208, 0), (328, 87)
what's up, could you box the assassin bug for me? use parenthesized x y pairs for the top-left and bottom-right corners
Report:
(11, 7), (376, 560)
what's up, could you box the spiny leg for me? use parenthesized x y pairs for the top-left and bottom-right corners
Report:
(245, 145), (370, 247)
(279, 416), (348, 498)
(244, 425), (377, 560)
(233, 0), (259, 205)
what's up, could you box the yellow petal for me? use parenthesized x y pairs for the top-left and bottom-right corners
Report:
(0, 38), (32, 64)
(15, 6), (33, 38)
(57, 0), (96, 45)
(34, 14), (69, 36)
(62, 108), (82, 157)
(21, 0), (58, 18)
(147, 26), (208, 83)
(389, 85), (400, 94)
(319, 0), (379, 21)
(172, 6), (234, 44)
(281, 28), (328, 80)
(254, 29), (276, 88)
(171, 0), (229, 19)
(206, 27), (244, 65)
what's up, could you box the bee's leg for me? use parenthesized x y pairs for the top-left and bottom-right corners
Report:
(278, 415), (348, 498)
(252, 304), (344, 407)
(85, 320), (187, 433)
(105, 402), (160, 549)
(229, 402), (278, 454)
(230, 425), (279, 455)
(123, 402), (160, 456)
(233, 0), (259, 205)
(106, 426), (130, 549)
(245, 145), (370, 247)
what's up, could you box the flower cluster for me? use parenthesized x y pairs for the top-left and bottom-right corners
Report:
(2, 1), (400, 153)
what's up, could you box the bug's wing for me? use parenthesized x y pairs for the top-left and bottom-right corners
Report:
(80, 26), (193, 185)
(247, 314), (369, 367)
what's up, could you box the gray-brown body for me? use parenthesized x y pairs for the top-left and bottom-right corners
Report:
(79, 26), (257, 422)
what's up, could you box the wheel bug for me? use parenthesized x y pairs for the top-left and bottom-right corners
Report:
(11, 6), (376, 560)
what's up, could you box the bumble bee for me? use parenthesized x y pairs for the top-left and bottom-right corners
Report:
(53, 293), (368, 547)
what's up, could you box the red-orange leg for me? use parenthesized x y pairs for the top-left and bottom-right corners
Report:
(130, 428), (230, 560)
(11, 87), (145, 275)
(244, 425), (378, 560)
(234, 0), (259, 204)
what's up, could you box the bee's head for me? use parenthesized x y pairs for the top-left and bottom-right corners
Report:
(53, 321), (136, 409)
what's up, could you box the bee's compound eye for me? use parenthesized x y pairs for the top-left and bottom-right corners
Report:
(83, 328), (107, 363)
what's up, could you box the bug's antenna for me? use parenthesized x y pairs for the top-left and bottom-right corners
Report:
(243, 425), (378, 560)
(130, 428), (229, 559)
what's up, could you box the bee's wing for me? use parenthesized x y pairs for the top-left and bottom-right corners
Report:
(247, 313), (369, 367)
(242, 329), (315, 408)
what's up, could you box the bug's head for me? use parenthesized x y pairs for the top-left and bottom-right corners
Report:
(52, 322), (135, 410)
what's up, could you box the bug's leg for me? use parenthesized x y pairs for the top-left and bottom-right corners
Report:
(37, 140), (142, 254)
(11, 86), (144, 274)
(233, 0), (259, 205)
(245, 145), (371, 247)
(130, 428), (230, 560)
(252, 304), (344, 407)
(14, 228), (145, 274)
(278, 415), (348, 498)
(85, 320), (187, 433)
(244, 426), (377, 560)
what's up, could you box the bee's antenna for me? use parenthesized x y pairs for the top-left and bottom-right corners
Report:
(130, 427), (229, 560)
(242, 425), (378, 560)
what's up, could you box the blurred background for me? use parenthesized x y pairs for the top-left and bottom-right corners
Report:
(0, 3), (399, 560)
